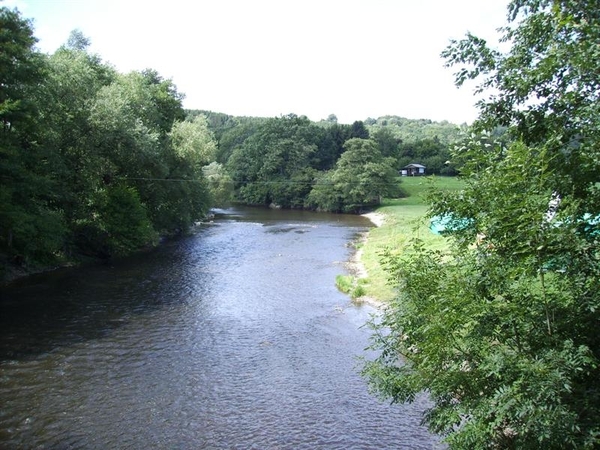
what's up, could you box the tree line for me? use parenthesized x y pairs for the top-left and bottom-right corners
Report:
(0, 10), (217, 277)
(192, 110), (462, 210)
(1, 6), (459, 279)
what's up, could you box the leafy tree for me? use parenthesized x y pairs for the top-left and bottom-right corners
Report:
(202, 162), (233, 206)
(350, 120), (370, 139)
(170, 115), (217, 170)
(40, 43), (116, 233)
(0, 7), (66, 268)
(397, 138), (454, 175)
(306, 171), (339, 212)
(372, 127), (401, 160)
(88, 70), (210, 236)
(312, 121), (372, 171)
(138, 69), (185, 135)
(312, 123), (347, 170)
(442, 0), (600, 189)
(308, 138), (399, 213)
(214, 117), (265, 164)
(367, 116), (463, 146)
(66, 29), (90, 51)
(0, 8), (216, 276)
(95, 185), (157, 256)
(227, 114), (319, 208)
(364, 1), (600, 448)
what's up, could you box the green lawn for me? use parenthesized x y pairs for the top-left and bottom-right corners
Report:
(357, 176), (464, 302)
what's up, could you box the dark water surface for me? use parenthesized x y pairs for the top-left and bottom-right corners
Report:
(0, 207), (442, 449)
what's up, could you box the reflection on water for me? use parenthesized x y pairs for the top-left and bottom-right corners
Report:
(0, 206), (443, 449)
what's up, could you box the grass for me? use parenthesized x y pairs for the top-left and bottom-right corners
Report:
(335, 274), (367, 299)
(358, 176), (465, 302)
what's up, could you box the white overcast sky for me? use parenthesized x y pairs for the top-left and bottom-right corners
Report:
(7, 0), (509, 124)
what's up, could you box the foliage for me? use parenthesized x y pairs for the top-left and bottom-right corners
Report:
(366, 115), (464, 146)
(305, 171), (340, 212)
(364, 1), (600, 448)
(0, 7), (67, 269)
(202, 162), (234, 206)
(170, 115), (217, 169)
(442, 0), (600, 188)
(335, 274), (366, 300)
(226, 114), (320, 208)
(397, 137), (456, 175)
(0, 10), (216, 277)
(307, 139), (400, 213)
(372, 127), (402, 160)
(95, 185), (158, 256)
(199, 109), (463, 207)
(367, 116), (464, 175)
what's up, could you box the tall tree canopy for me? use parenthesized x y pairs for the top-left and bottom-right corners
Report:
(308, 138), (399, 213)
(0, 7), (64, 266)
(0, 11), (215, 277)
(364, 1), (600, 448)
(227, 114), (320, 208)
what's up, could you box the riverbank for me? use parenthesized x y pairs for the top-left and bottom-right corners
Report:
(347, 212), (385, 307)
(0, 216), (216, 285)
(352, 177), (464, 304)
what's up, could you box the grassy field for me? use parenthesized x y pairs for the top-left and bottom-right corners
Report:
(356, 176), (465, 303)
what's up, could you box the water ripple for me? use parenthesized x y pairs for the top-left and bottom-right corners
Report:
(0, 207), (443, 449)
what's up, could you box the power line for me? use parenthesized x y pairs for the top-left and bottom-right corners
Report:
(117, 176), (404, 186)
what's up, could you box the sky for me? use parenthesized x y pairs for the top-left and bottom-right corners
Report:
(6, 0), (509, 125)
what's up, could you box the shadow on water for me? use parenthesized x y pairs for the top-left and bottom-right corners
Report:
(0, 207), (372, 363)
(0, 206), (446, 449)
(0, 229), (212, 362)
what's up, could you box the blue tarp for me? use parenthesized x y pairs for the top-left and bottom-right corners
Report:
(430, 214), (472, 235)
(430, 213), (600, 236)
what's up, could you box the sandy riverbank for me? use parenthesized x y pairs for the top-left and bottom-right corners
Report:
(362, 211), (385, 228)
(342, 211), (386, 307)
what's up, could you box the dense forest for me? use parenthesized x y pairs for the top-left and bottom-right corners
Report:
(196, 109), (462, 177)
(0, 6), (458, 279)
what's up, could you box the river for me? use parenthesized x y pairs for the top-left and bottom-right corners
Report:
(0, 207), (443, 449)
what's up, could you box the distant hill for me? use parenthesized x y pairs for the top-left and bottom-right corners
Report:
(188, 110), (466, 146)
(364, 115), (466, 145)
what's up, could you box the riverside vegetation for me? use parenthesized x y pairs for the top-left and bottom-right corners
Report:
(1, 6), (460, 280)
(3, 1), (599, 448)
(362, 1), (600, 448)
(340, 176), (464, 302)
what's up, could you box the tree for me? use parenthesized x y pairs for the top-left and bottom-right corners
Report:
(88, 70), (210, 236)
(349, 120), (369, 139)
(95, 185), (157, 256)
(397, 138), (453, 175)
(66, 29), (90, 51)
(170, 115), (217, 170)
(0, 7), (66, 268)
(40, 43), (116, 236)
(308, 138), (399, 213)
(202, 162), (233, 206)
(372, 127), (401, 160)
(441, 0), (600, 194)
(363, 1), (600, 448)
(227, 114), (319, 208)
(0, 6), (217, 276)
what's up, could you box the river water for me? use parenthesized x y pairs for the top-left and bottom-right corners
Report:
(0, 207), (442, 449)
